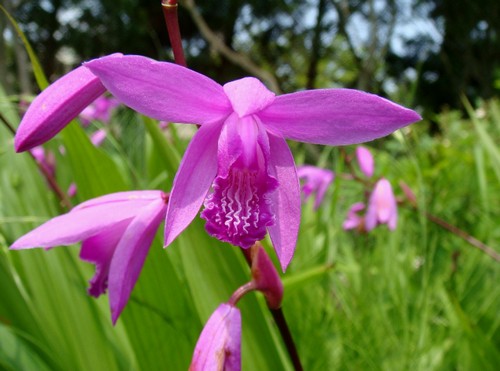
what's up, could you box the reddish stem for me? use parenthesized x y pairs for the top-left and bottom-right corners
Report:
(161, 0), (187, 66)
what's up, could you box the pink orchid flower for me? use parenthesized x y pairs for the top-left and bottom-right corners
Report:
(355, 145), (374, 178)
(190, 303), (241, 371)
(342, 202), (366, 231)
(90, 128), (107, 146)
(365, 178), (398, 231)
(14, 54), (420, 270)
(30, 146), (56, 178)
(80, 95), (120, 126)
(296, 165), (335, 210)
(10, 190), (168, 323)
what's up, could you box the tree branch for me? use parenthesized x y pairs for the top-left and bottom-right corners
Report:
(181, 0), (281, 93)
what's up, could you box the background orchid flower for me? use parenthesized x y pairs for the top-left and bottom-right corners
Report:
(81, 54), (420, 270)
(79, 95), (119, 126)
(297, 165), (335, 210)
(190, 303), (241, 371)
(365, 178), (398, 231)
(10, 190), (168, 323)
(30, 146), (56, 178)
(342, 202), (366, 231)
(356, 146), (374, 178)
(90, 128), (107, 147)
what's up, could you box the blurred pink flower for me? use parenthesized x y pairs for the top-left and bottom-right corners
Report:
(67, 183), (77, 198)
(190, 303), (241, 371)
(342, 202), (365, 231)
(79, 95), (120, 126)
(365, 178), (397, 231)
(297, 165), (334, 210)
(355, 146), (374, 177)
(90, 129), (107, 146)
(30, 146), (56, 178)
(11, 190), (168, 323)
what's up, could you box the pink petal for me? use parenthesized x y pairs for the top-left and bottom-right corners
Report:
(11, 191), (163, 250)
(79, 220), (129, 297)
(108, 198), (167, 324)
(15, 66), (106, 152)
(223, 77), (275, 117)
(164, 122), (223, 246)
(356, 146), (374, 178)
(267, 133), (301, 271)
(73, 190), (164, 211)
(90, 129), (107, 146)
(258, 89), (421, 145)
(84, 54), (231, 124)
(10, 202), (146, 250)
(190, 303), (241, 371)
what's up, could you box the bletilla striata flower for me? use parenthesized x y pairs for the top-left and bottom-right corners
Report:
(190, 303), (241, 371)
(365, 178), (398, 231)
(355, 145), (374, 178)
(342, 202), (366, 231)
(14, 54), (420, 270)
(79, 95), (119, 126)
(297, 165), (335, 210)
(10, 191), (168, 323)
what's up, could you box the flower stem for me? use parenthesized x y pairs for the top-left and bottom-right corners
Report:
(423, 210), (500, 262)
(161, 0), (187, 67)
(240, 246), (304, 371)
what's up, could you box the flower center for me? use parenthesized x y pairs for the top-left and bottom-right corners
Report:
(201, 166), (276, 248)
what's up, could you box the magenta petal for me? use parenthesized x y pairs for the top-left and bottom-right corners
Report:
(267, 133), (301, 271)
(108, 198), (167, 324)
(73, 190), (164, 211)
(259, 89), (421, 146)
(15, 66), (106, 152)
(190, 303), (241, 371)
(10, 201), (146, 250)
(79, 220), (129, 297)
(164, 122), (223, 246)
(223, 77), (275, 117)
(84, 54), (231, 124)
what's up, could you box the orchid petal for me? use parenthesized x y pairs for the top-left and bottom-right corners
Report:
(79, 220), (129, 297)
(72, 190), (164, 211)
(259, 89), (421, 145)
(85, 55), (231, 124)
(108, 198), (167, 324)
(15, 66), (106, 152)
(164, 122), (223, 246)
(10, 201), (149, 250)
(267, 133), (301, 271)
(223, 77), (275, 117)
(190, 303), (241, 371)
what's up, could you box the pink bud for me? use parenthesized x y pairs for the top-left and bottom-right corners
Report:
(15, 66), (106, 152)
(251, 244), (283, 309)
(356, 146), (374, 178)
(190, 303), (241, 371)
